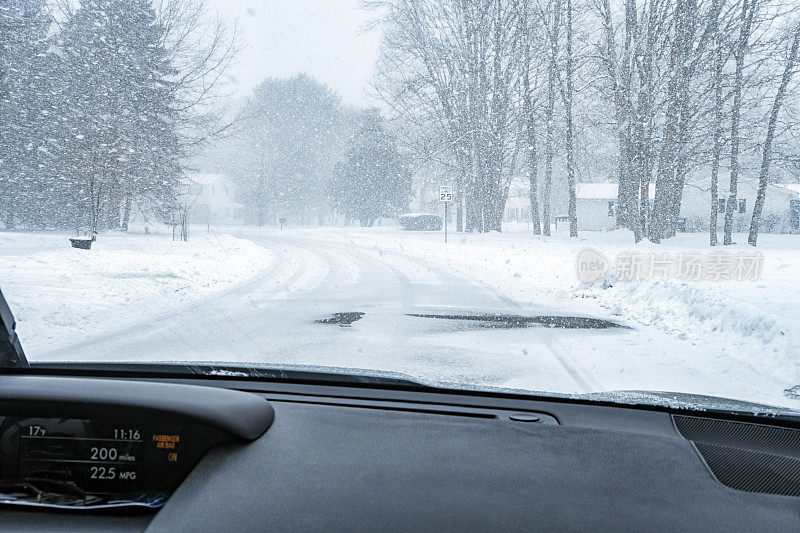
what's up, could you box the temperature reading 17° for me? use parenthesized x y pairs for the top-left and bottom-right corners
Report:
(27, 425), (46, 437)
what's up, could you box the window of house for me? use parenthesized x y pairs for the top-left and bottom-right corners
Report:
(608, 201), (615, 217)
(738, 199), (746, 213)
(718, 198), (726, 213)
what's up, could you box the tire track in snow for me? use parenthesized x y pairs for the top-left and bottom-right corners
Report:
(37, 239), (328, 360)
(295, 234), (600, 393)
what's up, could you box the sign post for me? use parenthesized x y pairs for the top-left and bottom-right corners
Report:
(439, 185), (453, 243)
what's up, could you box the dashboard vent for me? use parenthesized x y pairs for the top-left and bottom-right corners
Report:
(673, 415), (800, 497)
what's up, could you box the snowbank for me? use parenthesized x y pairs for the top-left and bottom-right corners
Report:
(1, 230), (273, 354)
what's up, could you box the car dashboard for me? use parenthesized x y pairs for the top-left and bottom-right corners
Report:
(0, 373), (798, 532)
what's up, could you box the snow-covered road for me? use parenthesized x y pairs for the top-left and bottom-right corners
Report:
(39, 233), (607, 394)
(32, 229), (799, 408)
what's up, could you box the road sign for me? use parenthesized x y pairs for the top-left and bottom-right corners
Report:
(439, 185), (453, 243)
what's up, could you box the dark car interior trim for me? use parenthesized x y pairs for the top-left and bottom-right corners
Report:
(0, 372), (798, 532)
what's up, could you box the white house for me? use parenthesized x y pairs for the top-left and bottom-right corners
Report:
(503, 181), (638, 230)
(503, 181), (653, 231)
(781, 184), (800, 231)
(681, 178), (800, 233)
(185, 173), (243, 225)
(502, 179), (800, 232)
(504, 182), (533, 222)
(575, 183), (656, 231)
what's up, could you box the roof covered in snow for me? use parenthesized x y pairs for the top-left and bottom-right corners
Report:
(776, 183), (800, 195)
(686, 178), (800, 197)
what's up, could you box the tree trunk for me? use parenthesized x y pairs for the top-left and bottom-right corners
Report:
(521, 0), (541, 235)
(563, 0), (577, 237)
(107, 196), (121, 230)
(650, 0), (688, 243)
(617, 0), (642, 240)
(4, 203), (14, 230)
(749, 24), (800, 246)
(121, 195), (132, 232)
(724, 0), (756, 245)
(543, 71), (554, 237)
(663, 0), (698, 239)
(455, 177), (464, 232)
(709, 25), (725, 246)
(527, 127), (541, 235)
(543, 1), (560, 238)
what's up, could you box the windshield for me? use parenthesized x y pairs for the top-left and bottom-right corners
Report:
(2, 0), (800, 414)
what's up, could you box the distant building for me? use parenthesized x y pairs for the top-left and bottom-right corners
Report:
(575, 183), (655, 231)
(503, 182), (654, 231)
(503, 179), (800, 232)
(681, 179), (800, 233)
(504, 183), (533, 223)
(185, 173), (243, 225)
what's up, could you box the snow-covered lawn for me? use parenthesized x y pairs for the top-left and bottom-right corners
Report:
(1, 229), (274, 354)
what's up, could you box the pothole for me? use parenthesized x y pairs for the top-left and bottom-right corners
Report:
(315, 312), (365, 326)
(406, 313), (628, 330)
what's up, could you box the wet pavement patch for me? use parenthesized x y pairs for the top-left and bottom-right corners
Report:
(406, 313), (628, 330)
(316, 312), (365, 326)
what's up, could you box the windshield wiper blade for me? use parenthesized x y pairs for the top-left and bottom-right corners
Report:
(0, 287), (27, 368)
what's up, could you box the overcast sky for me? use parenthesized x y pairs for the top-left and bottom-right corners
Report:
(206, 0), (383, 106)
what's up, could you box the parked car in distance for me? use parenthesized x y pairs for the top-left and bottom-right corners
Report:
(399, 213), (443, 231)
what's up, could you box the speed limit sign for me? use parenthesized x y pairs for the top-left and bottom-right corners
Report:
(439, 185), (453, 243)
(439, 185), (453, 202)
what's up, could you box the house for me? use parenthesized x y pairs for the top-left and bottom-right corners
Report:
(504, 183), (533, 222)
(574, 179), (800, 232)
(781, 184), (800, 231)
(503, 182), (639, 230)
(185, 173), (244, 225)
(575, 183), (656, 231)
(681, 179), (800, 233)
(503, 179), (800, 233)
(503, 181), (653, 231)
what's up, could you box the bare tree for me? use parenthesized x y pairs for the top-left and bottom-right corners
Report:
(519, 0), (543, 235)
(562, 0), (578, 237)
(540, 0), (562, 237)
(371, 0), (523, 233)
(708, 4), (730, 246)
(748, 22), (800, 245)
(722, 0), (758, 244)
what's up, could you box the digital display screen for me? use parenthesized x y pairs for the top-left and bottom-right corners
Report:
(0, 417), (202, 508)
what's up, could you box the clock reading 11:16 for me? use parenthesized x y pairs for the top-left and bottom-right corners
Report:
(113, 428), (141, 440)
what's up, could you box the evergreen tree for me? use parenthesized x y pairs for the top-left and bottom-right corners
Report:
(329, 109), (412, 227)
(55, 0), (182, 232)
(0, 0), (53, 228)
(235, 74), (343, 225)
